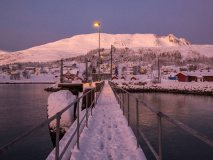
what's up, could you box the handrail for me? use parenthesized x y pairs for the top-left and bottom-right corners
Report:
(110, 82), (159, 160)
(109, 81), (213, 160)
(0, 81), (105, 160)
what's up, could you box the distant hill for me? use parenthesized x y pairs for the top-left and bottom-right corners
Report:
(0, 33), (212, 65)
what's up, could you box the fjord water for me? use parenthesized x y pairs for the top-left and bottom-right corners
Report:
(1, 85), (213, 160)
(125, 92), (213, 160)
(0, 84), (53, 160)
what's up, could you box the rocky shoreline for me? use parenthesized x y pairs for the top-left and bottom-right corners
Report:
(121, 87), (213, 96)
(44, 87), (61, 92)
(111, 81), (213, 96)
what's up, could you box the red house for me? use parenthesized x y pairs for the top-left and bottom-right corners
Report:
(121, 76), (126, 80)
(112, 76), (118, 80)
(175, 73), (187, 82)
(76, 77), (83, 81)
(68, 76), (73, 81)
(131, 77), (137, 81)
(175, 72), (197, 82)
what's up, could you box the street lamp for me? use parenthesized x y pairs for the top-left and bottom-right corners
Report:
(94, 22), (100, 81)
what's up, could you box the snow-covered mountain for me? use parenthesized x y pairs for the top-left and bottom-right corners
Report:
(0, 33), (212, 65)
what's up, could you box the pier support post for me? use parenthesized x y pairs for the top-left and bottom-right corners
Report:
(55, 113), (61, 160)
(136, 99), (139, 148)
(158, 114), (163, 160)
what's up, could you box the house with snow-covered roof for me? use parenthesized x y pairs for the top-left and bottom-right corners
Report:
(25, 67), (36, 74)
(161, 65), (175, 73)
(175, 70), (213, 82)
(10, 71), (20, 80)
(63, 69), (79, 78)
(124, 68), (133, 75)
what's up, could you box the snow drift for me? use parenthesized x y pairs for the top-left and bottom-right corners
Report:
(47, 90), (76, 132)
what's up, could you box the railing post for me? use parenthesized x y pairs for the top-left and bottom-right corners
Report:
(128, 94), (130, 126)
(77, 98), (80, 149)
(55, 113), (61, 160)
(96, 87), (97, 104)
(94, 88), (96, 108)
(119, 90), (121, 108)
(91, 90), (93, 116)
(136, 99), (139, 148)
(86, 93), (88, 128)
(158, 114), (163, 160)
(115, 90), (118, 102)
(123, 90), (124, 115)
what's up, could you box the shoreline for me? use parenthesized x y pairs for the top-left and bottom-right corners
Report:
(0, 82), (56, 84)
(117, 87), (213, 96)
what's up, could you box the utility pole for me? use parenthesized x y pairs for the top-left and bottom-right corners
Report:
(98, 24), (101, 81)
(111, 45), (113, 80)
(158, 57), (161, 83)
(60, 59), (63, 83)
(85, 58), (88, 83)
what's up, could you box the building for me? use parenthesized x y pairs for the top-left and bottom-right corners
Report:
(161, 65), (175, 73)
(25, 67), (36, 74)
(131, 77), (137, 81)
(124, 68), (133, 75)
(175, 70), (213, 82)
(10, 72), (20, 80)
(9, 64), (18, 71)
(111, 76), (118, 80)
(121, 76), (126, 80)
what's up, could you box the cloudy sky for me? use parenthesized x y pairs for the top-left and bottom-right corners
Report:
(0, 0), (213, 51)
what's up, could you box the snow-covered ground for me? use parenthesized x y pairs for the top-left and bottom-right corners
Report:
(0, 73), (58, 83)
(70, 82), (146, 160)
(113, 77), (213, 93)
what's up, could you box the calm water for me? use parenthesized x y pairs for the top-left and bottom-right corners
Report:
(124, 92), (213, 160)
(1, 85), (213, 160)
(0, 84), (53, 160)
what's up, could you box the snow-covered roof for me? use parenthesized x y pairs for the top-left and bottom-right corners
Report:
(70, 69), (78, 74)
(177, 70), (213, 77)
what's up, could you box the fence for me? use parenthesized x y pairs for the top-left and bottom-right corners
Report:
(109, 81), (213, 160)
(0, 81), (105, 160)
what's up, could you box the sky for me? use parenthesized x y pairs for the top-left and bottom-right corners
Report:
(0, 0), (213, 52)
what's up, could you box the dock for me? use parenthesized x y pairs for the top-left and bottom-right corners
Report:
(46, 81), (146, 160)
(70, 82), (146, 160)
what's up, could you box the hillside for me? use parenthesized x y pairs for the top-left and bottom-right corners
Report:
(0, 33), (212, 65)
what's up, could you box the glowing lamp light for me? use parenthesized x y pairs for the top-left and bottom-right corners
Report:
(94, 23), (99, 26)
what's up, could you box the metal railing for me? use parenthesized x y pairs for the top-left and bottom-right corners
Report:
(0, 81), (105, 160)
(109, 81), (213, 160)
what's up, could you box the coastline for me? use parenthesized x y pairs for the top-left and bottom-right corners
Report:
(0, 82), (56, 84)
(112, 80), (213, 96)
(119, 87), (213, 96)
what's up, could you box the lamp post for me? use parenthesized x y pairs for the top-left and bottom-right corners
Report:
(94, 22), (100, 81)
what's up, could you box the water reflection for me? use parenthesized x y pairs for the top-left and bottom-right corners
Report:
(122, 92), (213, 160)
(0, 84), (53, 160)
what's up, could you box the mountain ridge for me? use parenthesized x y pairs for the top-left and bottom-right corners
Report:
(0, 33), (212, 65)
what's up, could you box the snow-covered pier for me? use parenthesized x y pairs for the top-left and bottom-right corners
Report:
(70, 82), (146, 160)
(46, 81), (146, 160)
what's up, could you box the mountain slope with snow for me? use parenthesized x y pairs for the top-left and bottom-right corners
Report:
(0, 33), (212, 65)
